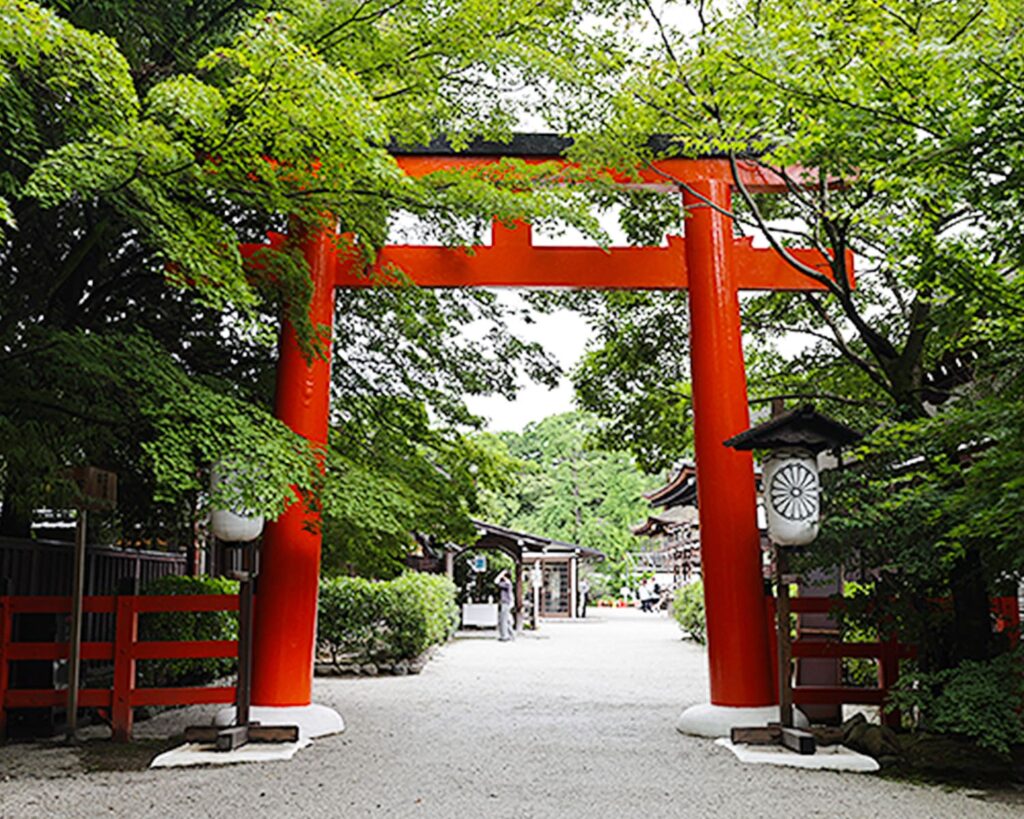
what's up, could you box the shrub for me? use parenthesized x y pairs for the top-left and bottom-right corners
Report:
(137, 574), (239, 687)
(318, 573), (458, 667)
(888, 650), (1024, 756)
(671, 581), (706, 644)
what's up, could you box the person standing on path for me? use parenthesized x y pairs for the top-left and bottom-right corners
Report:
(578, 577), (590, 618)
(495, 569), (514, 641)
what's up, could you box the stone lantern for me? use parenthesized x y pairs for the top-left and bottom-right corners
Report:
(723, 405), (862, 751)
(724, 405), (862, 547)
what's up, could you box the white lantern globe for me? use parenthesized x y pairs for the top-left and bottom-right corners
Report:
(210, 464), (265, 542)
(763, 448), (820, 547)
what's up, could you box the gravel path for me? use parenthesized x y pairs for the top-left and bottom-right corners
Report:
(1, 607), (1021, 818)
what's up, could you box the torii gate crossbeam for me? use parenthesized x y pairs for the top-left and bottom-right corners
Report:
(238, 139), (851, 739)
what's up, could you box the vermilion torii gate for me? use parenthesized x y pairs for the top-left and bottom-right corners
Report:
(238, 136), (850, 738)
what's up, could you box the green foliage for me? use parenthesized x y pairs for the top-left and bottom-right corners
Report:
(137, 574), (239, 687)
(671, 581), (705, 644)
(560, 0), (1024, 472)
(888, 652), (1024, 756)
(797, 345), (1024, 672)
(320, 404), (519, 578)
(317, 572), (458, 666)
(0, 0), (626, 552)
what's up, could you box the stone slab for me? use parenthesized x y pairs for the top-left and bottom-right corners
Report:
(150, 739), (311, 769)
(716, 738), (880, 772)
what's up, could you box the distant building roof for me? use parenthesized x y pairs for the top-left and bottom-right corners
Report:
(452, 520), (605, 561)
(644, 462), (697, 508)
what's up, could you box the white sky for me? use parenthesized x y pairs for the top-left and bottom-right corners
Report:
(463, 294), (592, 432)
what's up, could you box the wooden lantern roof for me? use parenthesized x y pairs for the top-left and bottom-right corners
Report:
(723, 405), (862, 455)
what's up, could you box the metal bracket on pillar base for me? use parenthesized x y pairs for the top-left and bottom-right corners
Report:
(676, 703), (808, 738)
(731, 723), (816, 755)
(214, 704), (344, 742)
(184, 721), (299, 751)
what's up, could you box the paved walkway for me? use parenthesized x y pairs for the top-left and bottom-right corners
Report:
(1, 608), (1021, 818)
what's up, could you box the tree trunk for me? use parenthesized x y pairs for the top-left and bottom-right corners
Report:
(949, 545), (993, 663)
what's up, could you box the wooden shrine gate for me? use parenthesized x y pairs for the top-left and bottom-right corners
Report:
(240, 135), (853, 731)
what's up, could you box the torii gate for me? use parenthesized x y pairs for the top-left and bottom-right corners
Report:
(236, 135), (850, 738)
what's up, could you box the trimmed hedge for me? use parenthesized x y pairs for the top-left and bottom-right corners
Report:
(318, 573), (458, 667)
(671, 581), (706, 644)
(137, 574), (239, 687)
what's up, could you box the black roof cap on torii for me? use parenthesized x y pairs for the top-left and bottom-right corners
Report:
(723, 404), (863, 455)
(389, 133), (720, 158)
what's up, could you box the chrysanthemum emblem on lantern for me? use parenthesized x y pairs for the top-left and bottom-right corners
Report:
(724, 405), (862, 548)
(763, 449), (821, 546)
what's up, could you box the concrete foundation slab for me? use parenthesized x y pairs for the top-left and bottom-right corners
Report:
(676, 703), (808, 737)
(150, 739), (311, 769)
(716, 738), (880, 773)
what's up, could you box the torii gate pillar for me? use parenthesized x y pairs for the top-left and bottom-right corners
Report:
(675, 181), (778, 735)
(227, 229), (345, 739)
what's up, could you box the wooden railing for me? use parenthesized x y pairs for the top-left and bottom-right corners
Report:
(775, 595), (1020, 727)
(0, 594), (238, 741)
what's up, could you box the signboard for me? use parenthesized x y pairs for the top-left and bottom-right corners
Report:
(472, 554), (487, 573)
(69, 466), (117, 511)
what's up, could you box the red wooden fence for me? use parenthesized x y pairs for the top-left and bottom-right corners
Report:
(773, 595), (1020, 728)
(0, 594), (238, 741)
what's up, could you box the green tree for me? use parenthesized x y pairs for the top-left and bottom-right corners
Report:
(552, 0), (1024, 666)
(563, 0), (1024, 436)
(479, 411), (656, 582)
(0, 0), (622, 553)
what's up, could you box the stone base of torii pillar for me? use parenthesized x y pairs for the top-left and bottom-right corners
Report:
(676, 704), (809, 738)
(214, 704), (344, 742)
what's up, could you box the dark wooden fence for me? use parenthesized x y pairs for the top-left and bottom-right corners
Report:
(0, 537), (187, 596)
(0, 537), (188, 736)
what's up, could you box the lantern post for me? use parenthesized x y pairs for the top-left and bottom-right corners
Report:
(185, 467), (302, 750)
(722, 405), (862, 754)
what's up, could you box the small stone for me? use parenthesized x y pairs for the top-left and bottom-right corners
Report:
(841, 712), (867, 742)
(845, 721), (871, 753)
(361, 663), (379, 676)
(865, 725), (901, 758)
(393, 661), (409, 676)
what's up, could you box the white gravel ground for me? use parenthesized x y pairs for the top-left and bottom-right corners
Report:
(1, 607), (1021, 818)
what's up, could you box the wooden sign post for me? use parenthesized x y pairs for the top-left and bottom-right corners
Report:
(66, 466), (117, 742)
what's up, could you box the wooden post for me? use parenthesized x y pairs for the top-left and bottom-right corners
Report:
(879, 635), (901, 728)
(251, 227), (335, 708)
(235, 543), (255, 728)
(684, 180), (774, 707)
(112, 595), (137, 742)
(776, 547), (794, 728)
(66, 508), (87, 740)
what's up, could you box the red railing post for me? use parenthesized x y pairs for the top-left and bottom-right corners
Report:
(879, 635), (901, 728)
(0, 597), (10, 738)
(112, 595), (138, 742)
